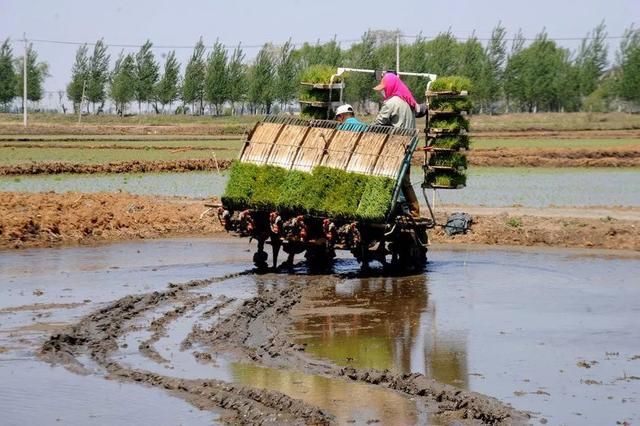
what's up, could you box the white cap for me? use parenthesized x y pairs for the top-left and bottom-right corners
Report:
(335, 104), (354, 116)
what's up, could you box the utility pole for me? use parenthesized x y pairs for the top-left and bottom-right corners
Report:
(396, 33), (400, 73)
(23, 33), (27, 128)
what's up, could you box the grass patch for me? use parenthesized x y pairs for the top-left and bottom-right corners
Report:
(506, 217), (523, 228)
(222, 161), (395, 221)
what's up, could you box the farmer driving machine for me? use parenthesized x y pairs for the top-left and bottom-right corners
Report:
(216, 68), (471, 272)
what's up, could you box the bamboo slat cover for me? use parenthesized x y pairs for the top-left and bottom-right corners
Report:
(266, 124), (308, 169)
(241, 122), (283, 164)
(345, 132), (389, 175)
(321, 130), (362, 170)
(372, 134), (409, 178)
(291, 127), (334, 172)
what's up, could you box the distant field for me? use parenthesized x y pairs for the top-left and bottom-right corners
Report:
(1, 112), (639, 135)
(0, 146), (238, 165)
(0, 113), (261, 126)
(0, 139), (245, 149)
(472, 138), (640, 150)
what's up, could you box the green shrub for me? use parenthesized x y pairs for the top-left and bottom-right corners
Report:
(430, 76), (473, 92)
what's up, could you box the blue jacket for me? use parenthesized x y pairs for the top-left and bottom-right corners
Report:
(338, 117), (368, 132)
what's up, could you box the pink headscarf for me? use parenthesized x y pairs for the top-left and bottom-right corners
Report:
(380, 73), (417, 110)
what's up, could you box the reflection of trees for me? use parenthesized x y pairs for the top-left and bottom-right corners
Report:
(295, 275), (468, 388)
(231, 362), (422, 424)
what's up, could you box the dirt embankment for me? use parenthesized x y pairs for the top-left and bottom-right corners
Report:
(0, 159), (232, 176)
(1, 192), (638, 252)
(466, 147), (640, 167)
(0, 192), (224, 249)
(40, 274), (529, 424)
(0, 123), (251, 136)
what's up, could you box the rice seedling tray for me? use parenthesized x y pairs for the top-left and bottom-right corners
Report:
(425, 90), (469, 98)
(299, 100), (342, 108)
(300, 82), (344, 90)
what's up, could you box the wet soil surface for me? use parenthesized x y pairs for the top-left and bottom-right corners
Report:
(2, 192), (639, 252)
(1, 239), (638, 424)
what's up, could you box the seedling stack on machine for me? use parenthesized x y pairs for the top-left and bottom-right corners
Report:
(216, 67), (471, 272)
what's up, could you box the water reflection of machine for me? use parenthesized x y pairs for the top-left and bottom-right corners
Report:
(294, 275), (468, 388)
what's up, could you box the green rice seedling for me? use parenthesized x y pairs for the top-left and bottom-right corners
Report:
(301, 105), (332, 120)
(221, 161), (261, 210)
(429, 135), (470, 150)
(429, 152), (468, 169)
(250, 165), (288, 210)
(426, 171), (467, 188)
(299, 65), (340, 84)
(430, 116), (470, 132)
(429, 76), (473, 92)
(429, 97), (473, 112)
(277, 169), (313, 212)
(356, 175), (396, 222)
(299, 88), (341, 102)
(318, 168), (367, 218)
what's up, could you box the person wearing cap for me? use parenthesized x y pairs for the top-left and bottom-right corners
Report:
(372, 72), (421, 217)
(335, 104), (367, 131)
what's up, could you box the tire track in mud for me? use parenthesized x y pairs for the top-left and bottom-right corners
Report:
(40, 269), (529, 425)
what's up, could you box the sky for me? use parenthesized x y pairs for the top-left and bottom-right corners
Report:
(1, 0), (638, 107)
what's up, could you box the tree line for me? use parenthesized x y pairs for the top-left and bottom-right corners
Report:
(0, 23), (639, 115)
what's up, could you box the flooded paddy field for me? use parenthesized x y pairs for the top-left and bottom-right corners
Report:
(1, 238), (638, 424)
(2, 167), (638, 208)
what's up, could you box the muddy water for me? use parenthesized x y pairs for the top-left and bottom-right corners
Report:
(2, 167), (639, 208)
(411, 167), (640, 207)
(1, 238), (638, 424)
(292, 247), (640, 425)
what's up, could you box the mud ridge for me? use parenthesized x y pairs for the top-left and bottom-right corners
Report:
(189, 281), (530, 425)
(39, 273), (334, 425)
(139, 294), (213, 364)
(0, 158), (231, 175)
(1, 143), (235, 150)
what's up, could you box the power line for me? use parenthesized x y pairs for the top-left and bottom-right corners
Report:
(12, 32), (628, 51)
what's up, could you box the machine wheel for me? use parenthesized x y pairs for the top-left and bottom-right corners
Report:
(391, 228), (427, 273)
(253, 250), (269, 271)
(304, 243), (335, 271)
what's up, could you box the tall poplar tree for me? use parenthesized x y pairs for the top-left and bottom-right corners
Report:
(134, 40), (159, 113)
(0, 39), (16, 108)
(67, 44), (89, 112)
(155, 51), (180, 113)
(86, 39), (110, 113)
(182, 38), (206, 115)
(205, 40), (228, 115)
